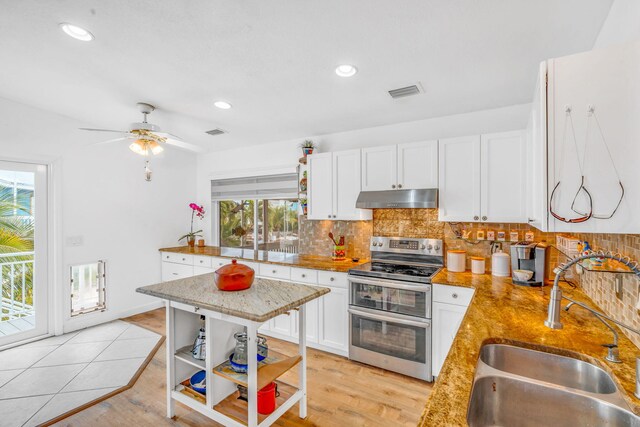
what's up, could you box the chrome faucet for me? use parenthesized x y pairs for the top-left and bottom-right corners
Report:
(565, 301), (621, 363)
(545, 251), (640, 395)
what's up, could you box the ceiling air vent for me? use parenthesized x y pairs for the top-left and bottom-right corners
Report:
(205, 128), (226, 136)
(388, 84), (421, 99)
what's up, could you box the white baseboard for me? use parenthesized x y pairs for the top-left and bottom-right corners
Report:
(62, 300), (164, 334)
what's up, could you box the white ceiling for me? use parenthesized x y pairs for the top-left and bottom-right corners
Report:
(0, 0), (613, 152)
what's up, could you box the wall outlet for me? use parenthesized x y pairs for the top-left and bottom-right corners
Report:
(66, 236), (84, 247)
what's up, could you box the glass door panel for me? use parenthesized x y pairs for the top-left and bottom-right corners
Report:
(350, 310), (427, 363)
(350, 279), (428, 317)
(0, 161), (48, 346)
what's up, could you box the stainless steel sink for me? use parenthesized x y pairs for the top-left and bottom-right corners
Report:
(480, 343), (617, 394)
(468, 343), (640, 427)
(468, 376), (640, 427)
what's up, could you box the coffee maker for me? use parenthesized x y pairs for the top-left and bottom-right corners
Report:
(510, 242), (548, 287)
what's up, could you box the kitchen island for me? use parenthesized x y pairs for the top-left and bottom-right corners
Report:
(137, 273), (329, 427)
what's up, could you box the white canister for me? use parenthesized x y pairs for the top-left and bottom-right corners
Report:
(491, 250), (511, 277)
(470, 257), (486, 275)
(447, 250), (467, 273)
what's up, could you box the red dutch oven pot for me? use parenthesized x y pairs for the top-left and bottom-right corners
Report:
(214, 259), (255, 291)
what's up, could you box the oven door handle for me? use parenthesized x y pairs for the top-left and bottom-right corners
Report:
(348, 276), (431, 292)
(348, 307), (431, 328)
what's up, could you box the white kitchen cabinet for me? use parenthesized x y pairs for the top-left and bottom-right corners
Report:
(438, 136), (481, 222)
(438, 132), (526, 223)
(361, 145), (397, 191)
(397, 141), (438, 190)
(480, 131), (527, 223)
(308, 150), (372, 221)
(432, 284), (474, 378)
(270, 312), (294, 336)
(546, 42), (640, 233)
(362, 141), (438, 191)
(161, 262), (193, 282)
(307, 153), (333, 220)
(432, 301), (468, 378)
(319, 286), (348, 354)
(526, 62), (549, 231)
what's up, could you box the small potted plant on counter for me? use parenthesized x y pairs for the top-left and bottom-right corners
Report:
(179, 203), (205, 247)
(300, 140), (315, 157)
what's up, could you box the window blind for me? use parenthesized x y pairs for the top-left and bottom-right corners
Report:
(211, 173), (298, 201)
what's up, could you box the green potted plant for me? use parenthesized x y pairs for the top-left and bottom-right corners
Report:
(179, 203), (205, 247)
(299, 140), (315, 157)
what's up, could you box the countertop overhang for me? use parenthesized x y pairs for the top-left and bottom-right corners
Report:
(136, 273), (329, 323)
(159, 246), (368, 273)
(420, 269), (640, 426)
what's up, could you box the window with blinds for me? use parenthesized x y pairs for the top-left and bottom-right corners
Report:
(212, 173), (300, 253)
(211, 173), (298, 201)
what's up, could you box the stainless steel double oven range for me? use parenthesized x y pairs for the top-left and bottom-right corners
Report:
(348, 236), (443, 382)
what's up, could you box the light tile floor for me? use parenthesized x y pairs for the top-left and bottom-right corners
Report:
(0, 320), (162, 427)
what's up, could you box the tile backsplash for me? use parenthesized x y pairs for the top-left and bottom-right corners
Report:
(298, 217), (372, 259)
(301, 209), (640, 347)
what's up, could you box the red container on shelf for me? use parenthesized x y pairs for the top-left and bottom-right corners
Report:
(257, 382), (278, 415)
(214, 259), (255, 291)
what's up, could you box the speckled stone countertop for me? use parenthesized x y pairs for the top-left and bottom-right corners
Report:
(136, 273), (330, 322)
(420, 269), (640, 426)
(159, 246), (368, 273)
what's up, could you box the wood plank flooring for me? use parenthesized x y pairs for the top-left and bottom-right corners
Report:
(52, 308), (431, 427)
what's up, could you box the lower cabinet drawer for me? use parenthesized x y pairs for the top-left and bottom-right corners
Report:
(259, 264), (291, 280)
(161, 262), (193, 282)
(161, 252), (194, 265)
(433, 284), (474, 306)
(317, 271), (348, 289)
(290, 268), (318, 284)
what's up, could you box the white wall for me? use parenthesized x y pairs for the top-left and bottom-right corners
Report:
(196, 103), (531, 241)
(594, 0), (640, 49)
(0, 97), (197, 334)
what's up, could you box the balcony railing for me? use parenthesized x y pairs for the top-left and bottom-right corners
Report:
(1, 251), (34, 323)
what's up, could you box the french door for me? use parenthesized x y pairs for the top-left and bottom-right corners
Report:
(0, 161), (48, 346)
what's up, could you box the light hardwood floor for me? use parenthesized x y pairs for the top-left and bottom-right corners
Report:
(52, 308), (431, 427)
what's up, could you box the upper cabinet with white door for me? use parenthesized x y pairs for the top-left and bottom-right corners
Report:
(545, 42), (640, 233)
(308, 150), (372, 221)
(362, 141), (438, 191)
(438, 131), (526, 223)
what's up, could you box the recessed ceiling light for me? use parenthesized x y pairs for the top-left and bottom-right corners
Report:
(59, 23), (94, 41)
(335, 64), (358, 77)
(214, 101), (232, 110)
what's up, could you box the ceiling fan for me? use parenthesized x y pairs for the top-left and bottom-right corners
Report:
(79, 102), (202, 156)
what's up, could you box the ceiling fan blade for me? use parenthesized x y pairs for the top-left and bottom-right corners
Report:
(164, 138), (206, 153)
(79, 128), (128, 133)
(153, 131), (184, 141)
(95, 137), (132, 145)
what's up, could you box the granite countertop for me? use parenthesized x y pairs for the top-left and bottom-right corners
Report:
(421, 269), (640, 426)
(136, 274), (330, 322)
(159, 245), (368, 273)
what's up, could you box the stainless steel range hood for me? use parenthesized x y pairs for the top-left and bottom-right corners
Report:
(355, 189), (438, 209)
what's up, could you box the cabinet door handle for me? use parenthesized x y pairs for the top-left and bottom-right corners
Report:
(391, 184), (396, 189)
(452, 293), (459, 299)
(330, 277), (335, 282)
(301, 274), (306, 278)
(398, 184), (403, 189)
(272, 270), (277, 274)
(328, 215), (331, 219)
(473, 216), (479, 220)
(172, 273), (178, 275)
(528, 218), (535, 223)
(482, 216), (487, 221)
(333, 215), (337, 218)
(182, 258), (186, 261)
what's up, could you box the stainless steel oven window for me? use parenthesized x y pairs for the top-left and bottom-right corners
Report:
(350, 310), (427, 363)
(349, 278), (428, 318)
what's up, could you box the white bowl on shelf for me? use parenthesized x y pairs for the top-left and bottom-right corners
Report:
(513, 269), (534, 281)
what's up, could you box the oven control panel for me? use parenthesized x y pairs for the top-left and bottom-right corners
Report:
(370, 237), (443, 256)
